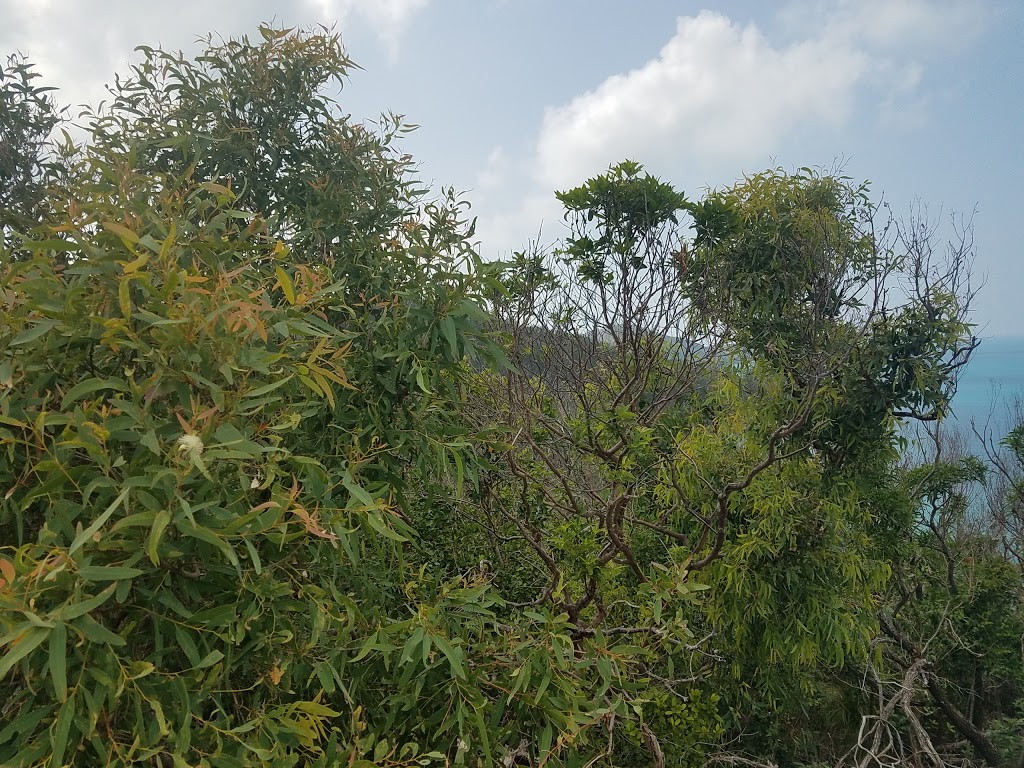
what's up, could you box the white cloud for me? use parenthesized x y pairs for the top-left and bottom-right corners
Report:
(475, 191), (563, 258)
(803, 0), (985, 51)
(877, 62), (930, 130)
(474, 1), (984, 256)
(309, 0), (428, 55)
(534, 10), (868, 191)
(476, 146), (507, 190)
(0, 0), (428, 113)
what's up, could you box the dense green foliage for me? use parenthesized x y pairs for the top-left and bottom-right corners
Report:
(1, 25), (1020, 768)
(1, 53), (64, 231)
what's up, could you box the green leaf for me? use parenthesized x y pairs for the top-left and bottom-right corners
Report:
(176, 519), (239, 568)
(343, 475), (376, 509)
(293, 700), (340, 717)
(415, 367), (431, 393)
(147, 509), (171, 565)
(73, 614), (126, 646)
(189, 603), (240, 628)
(243, 537), (262, 575)
(364, 509), (408, 542)
(352, 631), (380, 662)
(240, 375), (294, 400)
(440, 316), (458, 358)
(51, 691), (77, 767)
(140, 430), (160, 455)
(77, 565), (144, 581)
(194, 650), (225, 670)
(533, 669), (552, 705)
(0, 705), (49, 743)
(539, 723), (553, 757)
(10, 318), (59, 345)
(0, 626), (47, 678)
(61, 377), (129, 409)
(49, 622), (68, 701)
(174, 626), (202, 666)
(431, 633), (465, 680)
(69, 487), (129, 555)
(472, 706), (491, 760)
(122, 251), (151, 273)
(119, 276), (133, 317)
(57, 585), (116, 621)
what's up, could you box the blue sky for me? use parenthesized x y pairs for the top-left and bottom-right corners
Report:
(3, 0), (1021, 334)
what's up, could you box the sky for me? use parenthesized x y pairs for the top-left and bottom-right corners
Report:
(3, 0), (1021, 334)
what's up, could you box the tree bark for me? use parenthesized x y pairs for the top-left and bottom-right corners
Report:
(880, 616), (1005, 767)
(924, 669), (1004, 767)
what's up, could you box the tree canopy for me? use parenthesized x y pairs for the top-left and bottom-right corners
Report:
(0, 24), (1020, 768)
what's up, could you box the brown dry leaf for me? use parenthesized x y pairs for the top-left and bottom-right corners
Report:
(0, 557), (14, 591)
(292, 505), (339, 543)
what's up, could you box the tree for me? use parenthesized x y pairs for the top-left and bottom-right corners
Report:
(0, 53), (64, 232)
(455, 162), (979, 764)
(0, 25), (994, 767)
(978, 398), (1024, 574)
(0, 26), (515, 767)
(855, 425), (1024, 768)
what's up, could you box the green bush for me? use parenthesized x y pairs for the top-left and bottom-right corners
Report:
(0, 25), (507, 767)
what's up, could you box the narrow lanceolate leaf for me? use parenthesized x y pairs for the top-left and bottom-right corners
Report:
(364, 509), (408, 542)
(56, 585), (116, 621)
(10, 318), (59, 345)
(147, 510), (172, 565)
(343, 474), (376, 509)
(50, 691), (77, 767)
(118, 276), (133, 318)
(440, 315), (459, 358)
(102, 220), (140, 243)
(276, 266), (296, 304)
(122, 251), (151, 274)
(60, 377), (129, 409)
(73, 615), (126, 647)
(431, 633), (465, 680)
(194, 650), (225, 670)
(69, 487), (129, 555)
(77, 565), (144, 582)
(49, 622), (67, 701)
(0, 626), (48, 678)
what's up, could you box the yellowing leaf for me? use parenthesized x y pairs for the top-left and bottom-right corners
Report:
(118, 277), (133, 318)
(122, 252), (150, 274)
(276, 266), (296, 305)
(0, 557), (14, 591)
(102, 220), (140, 243)
(310, 370), (335, 409)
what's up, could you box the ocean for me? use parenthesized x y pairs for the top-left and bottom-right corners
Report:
(948, 335), (1024, 446)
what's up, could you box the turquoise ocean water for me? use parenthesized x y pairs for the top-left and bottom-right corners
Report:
(949, 335), (1024, 441)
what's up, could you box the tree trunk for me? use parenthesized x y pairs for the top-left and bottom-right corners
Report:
(924, 669), (1004, 767)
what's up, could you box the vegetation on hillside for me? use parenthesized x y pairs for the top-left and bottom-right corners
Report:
(1, 26), (1021, 768)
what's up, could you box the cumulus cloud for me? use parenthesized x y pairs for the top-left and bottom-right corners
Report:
(308, 0), (428, 55)
(0, 0), (428, 111)
(793, 0), (985, 51)
(472, 0), (983, 255)
(534, 10), (868, 190)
